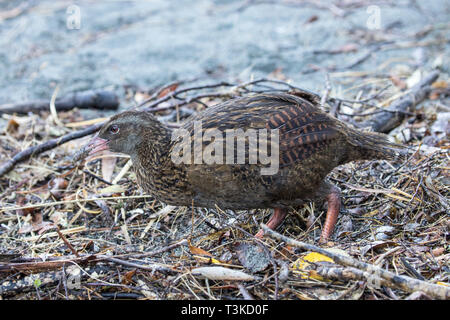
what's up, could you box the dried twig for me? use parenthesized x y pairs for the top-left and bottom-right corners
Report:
(0, 90), (119, 115)
(237, 283), (254, 300)
(55, 225), (79, 257)
(105, 257), (178, 274)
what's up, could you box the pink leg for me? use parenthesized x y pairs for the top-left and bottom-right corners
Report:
(319, 187), (341, 243)
(255, 208), (287, 238)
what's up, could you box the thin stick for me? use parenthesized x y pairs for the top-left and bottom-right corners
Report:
(105, 257), (179, 274)
(1, 194), (154, 213)
(128, 239), (188, 259)
(237, 283), (254, 300)
(55, 225), (79, 257)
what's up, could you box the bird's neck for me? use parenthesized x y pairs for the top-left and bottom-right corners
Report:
(131, 125), (191, 203)
(134, 124), (172, 169)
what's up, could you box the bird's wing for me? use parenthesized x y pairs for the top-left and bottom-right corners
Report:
(264, 95), (340, 167)
(177, 92), (340, 167)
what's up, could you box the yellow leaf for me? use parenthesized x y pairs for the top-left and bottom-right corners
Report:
(210, 258), (222, 265)
(436, 282), (449, 287)
(192, 255), (224, 265)
(304, 252), (335, 263)
(292, 249), (349, 281)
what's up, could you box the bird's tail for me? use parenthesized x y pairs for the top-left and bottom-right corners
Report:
(339, 126), (409, 163)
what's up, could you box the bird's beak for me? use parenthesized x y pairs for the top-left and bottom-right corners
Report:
(72, 134), (110, 163)
(86, 135), (109, 156)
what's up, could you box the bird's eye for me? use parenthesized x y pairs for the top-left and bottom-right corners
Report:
(109, 125), (120, 134)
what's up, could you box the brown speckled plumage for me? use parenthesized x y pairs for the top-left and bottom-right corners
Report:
(83, 91), (406, 242)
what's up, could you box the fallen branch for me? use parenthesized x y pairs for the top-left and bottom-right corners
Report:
(0, 90), (119, 115)
(315, 265), (395, 289)
(0, 254), (98, 273)
(261, 223), (450, 300)
(361, 71), (439, 133)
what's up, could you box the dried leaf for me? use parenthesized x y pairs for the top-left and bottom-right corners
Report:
(158, 83), (179, 98)
(99, 184), (126, 194)
(48, 177), (68, 199)
(390, 75), (407, 90)
(189, 241), (214, 258)
(431, 247), (445, 257)
(18, 217), (54, 234)
(122, 270), (136, 285)
(304, 15), (319, 24)
(431, 80), (448, 89)
(191, 266), (257, 281)
(101, 154), (117, 183)
(360, 241), (398, 255)
(375, 226), (395, 235)
(189, 241), (223, 264)
(5, 118), (19, 133)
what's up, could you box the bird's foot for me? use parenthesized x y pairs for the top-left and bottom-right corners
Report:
(319, 186), (341, 244)
(255, 207), (287, 238)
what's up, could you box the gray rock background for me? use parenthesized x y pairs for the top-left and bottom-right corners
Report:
(0, 0), (448, 106)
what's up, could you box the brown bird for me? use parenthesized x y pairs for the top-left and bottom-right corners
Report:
(80, 91), (405, 242)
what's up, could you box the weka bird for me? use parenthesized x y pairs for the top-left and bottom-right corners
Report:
(81, 91), (405, 242)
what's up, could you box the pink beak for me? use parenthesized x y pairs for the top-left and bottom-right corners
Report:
(86, 135), (109, 156)
(72, 134), (110, 163)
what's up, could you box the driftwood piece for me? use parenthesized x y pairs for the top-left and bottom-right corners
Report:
(362, 71), (439, 133)
(0, 90), (119, 115)
(261, 224), (450, 300)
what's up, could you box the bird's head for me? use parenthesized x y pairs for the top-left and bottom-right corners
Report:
(80, 111), (169, 160)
